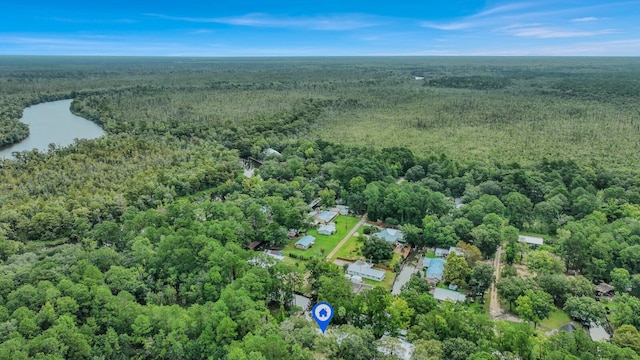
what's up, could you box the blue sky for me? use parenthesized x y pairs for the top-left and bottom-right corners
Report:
(1, 0), (639, 56)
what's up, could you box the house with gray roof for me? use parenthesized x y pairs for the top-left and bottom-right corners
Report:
(433, 288), (466, 302)
(347, 260), (386, 281)
(295, 235), (315, 250)
(318, 222), (336, 235)
(374, 228), (404, 244)
(435, 247), (450, 257)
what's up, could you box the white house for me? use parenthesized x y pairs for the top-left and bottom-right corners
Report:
(347, 260), (386, 281)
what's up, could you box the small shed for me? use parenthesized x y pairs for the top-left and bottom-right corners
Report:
(433, 287), (466, 302)
(263, 148), (281, 156)
(308, 198), (321, 209)
(247, 241), (262, 250)
(518, 235), (544, 246)
(435, 247), (450, 258)
(595, 282), (615, 296)
(448, 246), (465, 256)
(295, 235), (316, 250)
(559, 323), (577, 333)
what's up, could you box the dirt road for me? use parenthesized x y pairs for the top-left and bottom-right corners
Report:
(489, 246), (502, 318)
(326, 214), (367, 260)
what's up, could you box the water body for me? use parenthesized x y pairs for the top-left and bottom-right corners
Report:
(0, 99), (104, 159)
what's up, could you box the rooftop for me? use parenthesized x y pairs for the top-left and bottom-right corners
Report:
(435, 247), (450, 257)
(318, 223), (336, 234)
(596, 282), (615, 294)
(518, 235), (544, 246)
(295, 235), (315, 247)
(263, 148), (281, 156)
(317, 210), (339, 223)
(425, 258), (446, 281)
(348, 260), (386, 280)
(559, 323), (577, 333)
(375, 228), (404, 243)
(433, 287), (467, 302)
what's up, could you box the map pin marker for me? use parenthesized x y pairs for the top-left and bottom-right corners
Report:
(312, 302), (334, 334)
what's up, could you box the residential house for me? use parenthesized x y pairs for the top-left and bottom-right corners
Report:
(295, 235), (316, 250)
(347, 260), (386, 281)
(330, 205), (350, 215)
(433, 287), (467, 302)
(318, 210), (339, 224)
(374, 228), (404, 245)
(264, 249), (285, 261)
(318, 222), (337, 235)
(423, 258), (446, 282)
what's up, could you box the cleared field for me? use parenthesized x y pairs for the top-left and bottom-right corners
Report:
(330, 225), (366, 260)
(284, 215), (361, 261)
(539, 308), (572, 332)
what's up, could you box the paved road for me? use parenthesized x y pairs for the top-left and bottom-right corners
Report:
(326, 214), (367, 260)
(392, 264), (416, 295)
(489, 246), (503, 318)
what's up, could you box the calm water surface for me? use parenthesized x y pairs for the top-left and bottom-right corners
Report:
(0, 99), (104, 159)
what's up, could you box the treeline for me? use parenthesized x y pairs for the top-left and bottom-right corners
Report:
(2, 56), (640, 359)
(3, 132), (640, 357)
(0, 118), (28, 148)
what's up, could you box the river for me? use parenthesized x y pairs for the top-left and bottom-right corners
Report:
(0, 99), (104, 160)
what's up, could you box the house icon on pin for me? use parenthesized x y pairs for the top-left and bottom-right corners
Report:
(318, 308), (328, 319)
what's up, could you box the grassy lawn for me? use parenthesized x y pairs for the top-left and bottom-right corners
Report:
(539, 308), (571, 332)
(364, 271), (396, 291)
(425, 251), (436, 259)
(331, 225), (366, 260)
(284, 215), (360, 261)
(386, 252), (402, 269)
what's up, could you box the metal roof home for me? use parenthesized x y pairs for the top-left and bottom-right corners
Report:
(374, 228), (404, 244)
(316, 210), (339, 224)
(424, 258), (446, 282)
(433, 287), (467, 302)
(347, 260), (386, 281)
(318, 222), (336, 235)
(295, 235), (315, 250)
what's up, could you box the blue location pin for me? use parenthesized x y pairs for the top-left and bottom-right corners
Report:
(312, 302), (334, 333)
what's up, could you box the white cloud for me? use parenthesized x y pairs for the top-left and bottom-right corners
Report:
(146, 13), (379, 31)
(571, 17), (600, 22)
(475, 3), (536, 17)
(421, 21), (477, 30)
(504, 26), (616, 38)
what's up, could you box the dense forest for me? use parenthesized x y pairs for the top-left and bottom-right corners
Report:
(1, 56), (640, 359)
